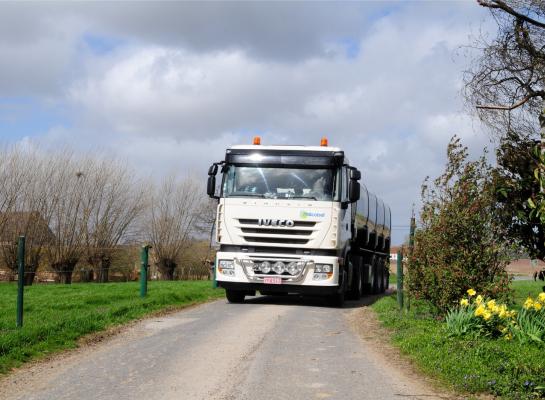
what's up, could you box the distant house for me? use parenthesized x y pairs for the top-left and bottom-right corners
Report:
(0, 211), (55, 246)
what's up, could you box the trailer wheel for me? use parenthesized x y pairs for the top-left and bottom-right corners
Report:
(226, 289), (246, 303)
(372, 259), (380, 294)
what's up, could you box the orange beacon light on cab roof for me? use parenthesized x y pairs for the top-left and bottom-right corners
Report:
(253, 136), (261, 145)
(320, 137), (328, 147)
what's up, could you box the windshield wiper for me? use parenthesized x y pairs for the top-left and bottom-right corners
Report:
(288, 196), (319, 200)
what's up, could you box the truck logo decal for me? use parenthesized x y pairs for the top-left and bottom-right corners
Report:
(300, 211), (326, 219)
(258, 219), (295, 227)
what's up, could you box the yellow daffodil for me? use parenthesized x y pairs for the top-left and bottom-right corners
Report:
(486, 299), (496, 310)
(534, 302), (542, 311)
(538, 293), (545, 303)
(475, 295), (483, 305)
(523, 297), (534, 310)
(483, 311), (492, 321)
(475, 304), (486, 317)
(467, 289), (476, 297)
(460, 298), (469, 307)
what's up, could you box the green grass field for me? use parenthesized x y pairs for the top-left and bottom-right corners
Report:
(0, 281), (225, 374)
(373, 280), (545, 399)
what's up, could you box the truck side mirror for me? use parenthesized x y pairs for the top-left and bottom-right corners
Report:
(207, 175), (216, 198)
(350, 169), (361, 181)
(349, 180), (360, 202)
(208, 164), (218, 176)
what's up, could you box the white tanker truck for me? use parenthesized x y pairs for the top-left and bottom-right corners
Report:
(207, 137), (391, 306)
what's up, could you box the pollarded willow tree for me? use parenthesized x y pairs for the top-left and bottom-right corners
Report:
(80, 158), (147, 283)
(148, 176), (201, 280)
(0, 149), (58, 285)
(465, 0), (545, 260)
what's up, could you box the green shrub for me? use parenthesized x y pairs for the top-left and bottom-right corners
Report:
(408, 137), (511, 313)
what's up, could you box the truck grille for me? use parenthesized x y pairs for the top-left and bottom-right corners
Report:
(237, 219), (317, 246)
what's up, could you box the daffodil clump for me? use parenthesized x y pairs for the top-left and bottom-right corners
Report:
(447, 289), (545, 344)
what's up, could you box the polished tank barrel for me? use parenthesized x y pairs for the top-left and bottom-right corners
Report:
(355, 183), (391, 251)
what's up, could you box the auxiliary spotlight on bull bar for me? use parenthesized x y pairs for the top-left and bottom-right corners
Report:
(236, 258), (312, 283)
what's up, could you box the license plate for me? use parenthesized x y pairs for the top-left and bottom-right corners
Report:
(263, 277), (282, 285)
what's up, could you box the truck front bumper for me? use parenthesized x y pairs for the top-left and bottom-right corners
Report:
(215, 251), (340, 288)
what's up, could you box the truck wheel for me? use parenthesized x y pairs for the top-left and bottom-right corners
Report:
(347, 259), (362, 300)
(226, 289), (245, 303)
(372, 261), (380, 294)
(377, 262), (385, 293)
(328, 270), (346, 307)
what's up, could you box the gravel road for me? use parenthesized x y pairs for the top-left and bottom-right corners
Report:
(1, 294), (450, 400)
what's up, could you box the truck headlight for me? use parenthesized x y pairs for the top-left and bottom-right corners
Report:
(313, 264), (333, 280)
(218, 260), (235, 276)
(219, 260), (234, 269)
(315, 264), (332, 273)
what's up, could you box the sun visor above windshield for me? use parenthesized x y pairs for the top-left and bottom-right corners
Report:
(225, 150), (344, 167)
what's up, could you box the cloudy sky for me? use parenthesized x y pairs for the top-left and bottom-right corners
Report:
(0, 1), (496, 244)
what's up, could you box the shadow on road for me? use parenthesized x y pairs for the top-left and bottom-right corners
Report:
(242, 288), (395, 309)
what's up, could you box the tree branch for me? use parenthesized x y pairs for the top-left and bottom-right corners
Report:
(476, 94), (534, 110)
(478, 0), (545, 29)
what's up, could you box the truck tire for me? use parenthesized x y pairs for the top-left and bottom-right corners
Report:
(226, 289), (245, 303)
(362, 263), (372, 294)
(328, 270), (346, 307)
(372, 260), (380, 294)
(383, 266), (390, 292)
(378, 263), (385, 293)
(347, 258), (362, 300)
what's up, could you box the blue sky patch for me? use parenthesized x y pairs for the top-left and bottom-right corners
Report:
(82, 33), (126, 55)
(0, 97), (70, 140)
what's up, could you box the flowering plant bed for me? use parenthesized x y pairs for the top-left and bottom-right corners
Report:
(372, 280), (545, 399)
(446, 289), (545, 343)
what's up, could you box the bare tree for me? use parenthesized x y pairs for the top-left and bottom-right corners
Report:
(0, 149), (57, 284)
(81, 158), (146, 283)
(465, 1), (545, 261)
(41, 152), (89, 284)
(148, 176), (201, 280)
(465, 0), (545, 138)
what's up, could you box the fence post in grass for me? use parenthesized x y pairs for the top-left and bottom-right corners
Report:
(396, 250), (404, 310)
(140, 245), (151, 298)
(16, 236), (25, 328)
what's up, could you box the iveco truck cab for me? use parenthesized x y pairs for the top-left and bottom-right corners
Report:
(207, 137), (391, 306)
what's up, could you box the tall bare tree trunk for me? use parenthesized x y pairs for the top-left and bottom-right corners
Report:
(158, 259), (177, 281)
(54, 260), (77, 284)
(94, 257), (111, 283)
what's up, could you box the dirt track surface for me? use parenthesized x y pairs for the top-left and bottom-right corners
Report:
(0, 293), (454, 400)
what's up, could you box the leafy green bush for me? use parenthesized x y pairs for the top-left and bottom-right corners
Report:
(408, 137), (511, 313)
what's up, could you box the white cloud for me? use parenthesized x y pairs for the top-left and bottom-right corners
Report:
(4, 1), (497, 244)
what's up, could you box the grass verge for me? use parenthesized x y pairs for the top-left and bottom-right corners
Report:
(372, 280), (545, 399)
(0, 281), (224, 374)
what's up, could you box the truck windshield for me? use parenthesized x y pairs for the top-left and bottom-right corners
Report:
(223, 166), (337, 201)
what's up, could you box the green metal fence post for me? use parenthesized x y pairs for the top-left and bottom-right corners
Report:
(396, 250), (404, 310)
(140, 245), (151, 298)
(16, 236), (25, 328)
